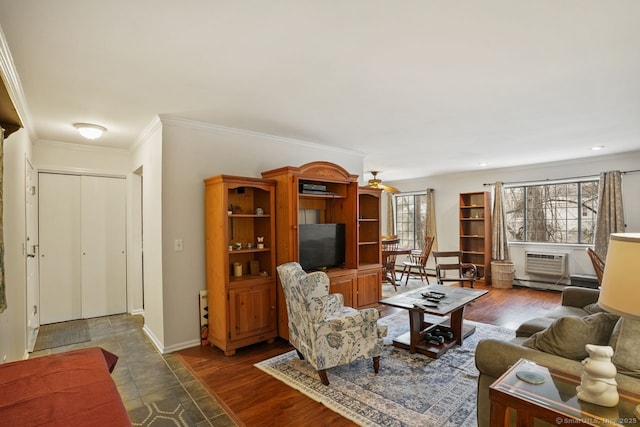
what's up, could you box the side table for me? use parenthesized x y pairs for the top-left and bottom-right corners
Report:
(489, 358), (640, 426)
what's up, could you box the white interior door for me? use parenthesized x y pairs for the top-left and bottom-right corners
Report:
(25, 159), (39, 350)
(39, 173), (82, 324)
(81, 176), (127, 318)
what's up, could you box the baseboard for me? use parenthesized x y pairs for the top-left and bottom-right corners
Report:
(162, 339), (201, 354)
(142, 324), (164, 353)
(513, 278), (565, 292)
(142, 325), (201, 354)
(130, 308), (144, 316)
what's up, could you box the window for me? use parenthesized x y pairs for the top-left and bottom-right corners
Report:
(503, 179), (599, 244)
(395, 193), (426, 248)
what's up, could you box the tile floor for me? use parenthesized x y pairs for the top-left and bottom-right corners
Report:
(30, 313), (236, 427)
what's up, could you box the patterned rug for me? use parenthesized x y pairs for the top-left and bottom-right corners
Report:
(255, 311), (514, 426)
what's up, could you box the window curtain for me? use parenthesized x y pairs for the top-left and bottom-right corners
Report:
(425, 188), (438, 251)
(0, 127), (6, 313)
(594, 170), (625, 259)
(491, 181), (510, 261)
(385, 191), (394, 236)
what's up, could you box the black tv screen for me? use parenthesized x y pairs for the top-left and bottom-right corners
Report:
(299, 223), (346, 271)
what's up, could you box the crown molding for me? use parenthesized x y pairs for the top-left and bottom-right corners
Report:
(130, 115), (162, 152)
(158, 114), (364, 157)
(0, 25), (37, 141)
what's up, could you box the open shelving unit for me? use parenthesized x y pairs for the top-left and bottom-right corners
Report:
(459, 191), (492, 284)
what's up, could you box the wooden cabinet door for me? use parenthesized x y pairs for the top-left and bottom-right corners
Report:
(228, 282), (276, 341)
(357, 268), (381, 308)
(328, 270), (356, 308)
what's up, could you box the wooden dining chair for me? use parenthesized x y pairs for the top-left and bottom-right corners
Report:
(399, 236), (434, 285)
(586, 247), (605, 285)
(381, 238), (400, 291)
(432, 251), (478, 288)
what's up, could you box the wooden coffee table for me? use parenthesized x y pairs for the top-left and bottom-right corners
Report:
(380, 284), (487, 358)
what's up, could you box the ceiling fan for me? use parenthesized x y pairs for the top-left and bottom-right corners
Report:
(367, 171), (400, 194)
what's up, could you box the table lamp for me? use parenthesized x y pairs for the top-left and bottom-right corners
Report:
(597, 233), (640, 417)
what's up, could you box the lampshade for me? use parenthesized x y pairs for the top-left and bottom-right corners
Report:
(74, 123), (106, 140)
(597, 233), (640, 320)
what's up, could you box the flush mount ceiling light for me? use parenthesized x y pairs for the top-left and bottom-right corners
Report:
(592, 145), (604, 151)
(73, 123), (107, 140)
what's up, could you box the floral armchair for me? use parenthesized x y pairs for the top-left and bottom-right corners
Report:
(276, 262), (387, 385)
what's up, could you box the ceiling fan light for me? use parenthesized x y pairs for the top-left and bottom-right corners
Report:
(74, 123), (106, 140)
(367, 171), (400, 193)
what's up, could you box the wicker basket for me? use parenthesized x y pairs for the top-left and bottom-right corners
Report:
(491, 261), (515, 289)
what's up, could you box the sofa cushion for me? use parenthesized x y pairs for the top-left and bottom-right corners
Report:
(522, 312), (619, 360)
(608, 318), (640, 379)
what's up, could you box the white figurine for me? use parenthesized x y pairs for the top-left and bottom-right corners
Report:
(576, 344), (619, 407)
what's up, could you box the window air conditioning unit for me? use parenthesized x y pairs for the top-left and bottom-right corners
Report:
(525, 252), (567, 276)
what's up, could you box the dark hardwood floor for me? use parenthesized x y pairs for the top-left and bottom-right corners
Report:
(176, 280), (561, 427)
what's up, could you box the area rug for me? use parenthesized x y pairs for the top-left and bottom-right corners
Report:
(255, 311), (514, 426)
(33, 319), (91, 351)
(128, 397), (196, 427)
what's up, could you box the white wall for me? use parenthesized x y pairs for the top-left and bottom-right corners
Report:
(0, 128), (32, 362)
(157, 117), (364, 351)
(130, 119), (164, 349)
(388, 151), (640, 288)
(34, 140), (131, 174)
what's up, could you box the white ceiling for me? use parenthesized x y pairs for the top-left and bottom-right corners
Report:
(1, 1), (640, 181)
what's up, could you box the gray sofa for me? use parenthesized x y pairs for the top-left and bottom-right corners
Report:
(474, 287), (640, 427)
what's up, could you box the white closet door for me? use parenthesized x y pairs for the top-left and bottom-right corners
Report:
(39, 173), (82, 324)
(81, 176), (127, 318)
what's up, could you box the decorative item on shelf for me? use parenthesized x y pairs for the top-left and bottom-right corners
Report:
(576, 344), (618, 407)
(257, 236), (264, 249)
(246, 243), (253, 249)
(233, 262), (243, 277)
(234, 242), (242, 250)
(229, 204), (241, 214)
(228, 245), (233, 251)
(589, 233), (640, 414)
(255, 207), (264, 215)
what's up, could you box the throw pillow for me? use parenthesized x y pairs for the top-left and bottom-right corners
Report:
(522, 312), (619, 360)
(608, 318), (640, 379)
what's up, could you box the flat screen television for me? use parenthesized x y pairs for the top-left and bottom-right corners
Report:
(298, 223), (346, 271)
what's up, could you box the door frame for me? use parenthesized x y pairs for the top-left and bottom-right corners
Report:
(37, 168), (131, 323)
(25, 157), (39, 351)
